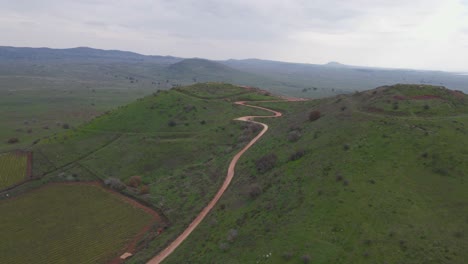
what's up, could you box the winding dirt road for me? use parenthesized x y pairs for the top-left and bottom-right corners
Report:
(147, 100), (288, 264)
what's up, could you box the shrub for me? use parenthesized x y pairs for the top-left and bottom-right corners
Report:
(289, 149), (305, 161)
(140, 185), (150, 194)
(343, 144), (350, 151)
(423, 104), (430, 110)
(104, 177), (126, 191)
(200, 120), (206, 125)
(248, 183), (262, 199)
(226, 229), (238, 242)
(219, 242), (229, 251)
(335, 173), (343, 182)
(62, 123), (70, 129)
(255, 154), (277, 173)
(168, 120), (177, 127)
(127, 176), (142, 188)
(288, 130), (301, 142)
(282, 252), (293, 260)
(7, 137), (19, 144)
(301, 254), (311, 263)
(309, 110), (321, 121)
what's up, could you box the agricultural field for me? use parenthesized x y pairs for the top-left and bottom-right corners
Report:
(0, 184), (155, 264)
(0, 151), (29, 190)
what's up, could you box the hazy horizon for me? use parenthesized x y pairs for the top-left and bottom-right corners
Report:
(1, 0), (467, 71)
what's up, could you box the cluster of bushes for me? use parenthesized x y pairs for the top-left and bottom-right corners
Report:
(127, 176), (150, 194)
(104, 177), (126, 191)
(104, 176), (150, 194)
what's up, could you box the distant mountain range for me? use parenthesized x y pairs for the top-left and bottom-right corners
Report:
(1, 46), (468, 96)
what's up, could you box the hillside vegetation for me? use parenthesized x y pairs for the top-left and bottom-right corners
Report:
(161, 84), (468, 264)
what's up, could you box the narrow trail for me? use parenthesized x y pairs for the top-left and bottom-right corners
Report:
(147, 99), (297, 264)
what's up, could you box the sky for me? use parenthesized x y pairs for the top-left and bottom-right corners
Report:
(1, 0), (467, 71)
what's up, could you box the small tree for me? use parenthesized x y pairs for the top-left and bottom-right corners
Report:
(309, 110), (321, 122)
(168, 120), (177, 127)
(62, 123), (70, 129)
(127, 176), (142, 188)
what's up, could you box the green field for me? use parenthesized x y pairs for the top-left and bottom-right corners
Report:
(0, 152), (28, 189)
(0, 184), (154, 264)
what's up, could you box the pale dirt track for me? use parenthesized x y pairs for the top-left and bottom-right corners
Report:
(147, 99), (301, 264)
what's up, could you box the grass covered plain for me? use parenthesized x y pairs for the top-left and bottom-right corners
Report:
(0, 184), (154, 264)
(0, 152), (28, 189)
(163, 85), (468, 264)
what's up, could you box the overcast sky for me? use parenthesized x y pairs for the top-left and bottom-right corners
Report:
(1, 0), (467, 71)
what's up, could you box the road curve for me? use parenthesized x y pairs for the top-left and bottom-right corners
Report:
(147, 100), (286, 264)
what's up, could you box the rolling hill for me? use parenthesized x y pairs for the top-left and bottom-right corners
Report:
(1, 83), (466, 263)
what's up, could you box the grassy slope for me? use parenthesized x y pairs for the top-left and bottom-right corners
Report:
(22, 83), (276, 262)
(0, 152), (27, 189)
(0, 184), (153, 264)
(165, 85), (468, 264)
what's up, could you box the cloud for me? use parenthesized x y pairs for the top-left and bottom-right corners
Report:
(0, 0), (467, 71)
